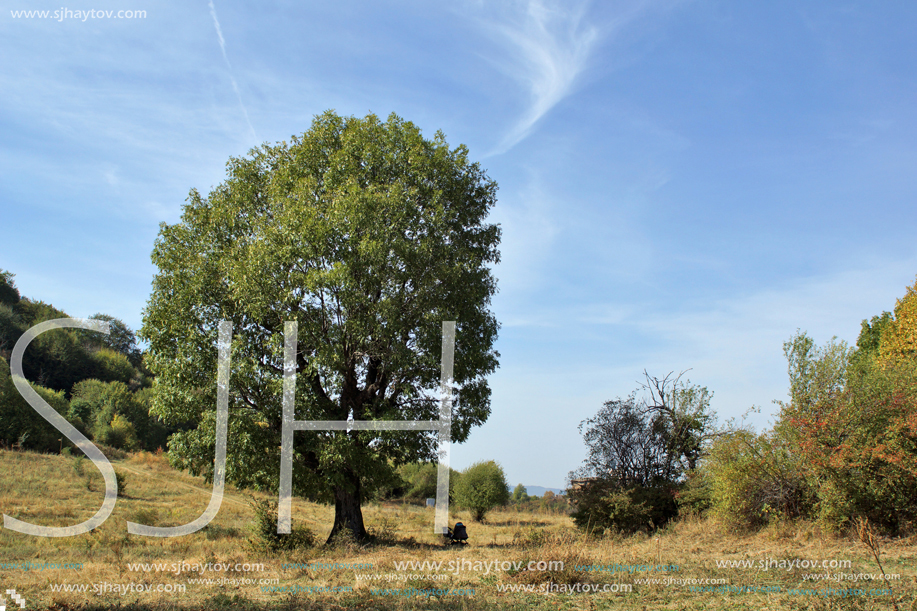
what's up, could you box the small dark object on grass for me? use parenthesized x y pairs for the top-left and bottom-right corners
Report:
(445, 522), (468, 545)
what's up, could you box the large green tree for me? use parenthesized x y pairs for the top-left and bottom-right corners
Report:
(141, 111), (500, 541)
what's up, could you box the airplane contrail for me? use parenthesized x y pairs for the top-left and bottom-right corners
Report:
(208, 0), (257, 141)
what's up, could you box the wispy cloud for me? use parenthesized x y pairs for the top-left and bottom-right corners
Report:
(208, 0), (256, 141)
(473, 0), (599, 154)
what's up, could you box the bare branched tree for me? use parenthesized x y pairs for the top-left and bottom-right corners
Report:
(570, 371), (719, 491)
(637, 370), (718, 479)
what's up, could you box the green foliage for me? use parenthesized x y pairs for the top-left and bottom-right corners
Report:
(132, 387), (170, 450)
(764, 319), (917, 533)
(606, 487), (675, 533)
(676, 468), (712, 516)
(776, 330), (851, 420)
(0, 274), (156, 453)
(0, 356), (73, 452)
(394, 462), (460, 501)
(877, 275), (917, 367)
(568, 374), (717, 534)
(0, 291), (141, 394)
(97, 413), (140, 451)
(512, 483), (529, 502)
(704, 427), (811, 530)
(572, 374), (717, 492)
(83, 314), (143, 368)
(791, 355), (917, 533)
(454, 460), (510, 521)
(115, 469), (128, 497)
(140, 110), (501, 540)
(509, 490), (570, 514)
(538, 490), (569, 513)
(572, 396), (666, 487)
(568, 479), (677, 534)
(248, 498), (315, 551)
(0, 269), (20, 307)
(71, 379), (169, 451)
(0, 303), (25, 358)
(397, 462), (437, 499)
(640, 372), (717, 476)
(854, 312), (893, 361)
(91, 348), (137, 386)
(14, 302), (94, 393)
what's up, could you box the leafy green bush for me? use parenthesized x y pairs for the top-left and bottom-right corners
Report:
(779, 323), (917, 534)
(794, 360), (917, 534)
(704, 427), (811, 530)
(569, 479), (677, 534)
(676, 468), (712, 516)
(91, 348), (137, 386)
(453, 460), (509, 521)
(72, 379), (168, 451)
(397, 462), (438, 499)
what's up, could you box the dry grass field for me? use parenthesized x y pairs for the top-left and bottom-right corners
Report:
(1, 448), (915, 611)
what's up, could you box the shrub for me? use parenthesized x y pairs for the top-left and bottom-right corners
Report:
(783, 326), (917, 534)
(72, 379), (167, 451)
(397, 462), (438, 499)
(676, 468), (712, 516)
(704, 427), (811, 530)
(454, 460), (510, 521)
(249, 498), (314, 552)
(569, 479), (677, 534)
(792, 362), (917, 533)
(91, 348), (137, 385)
(115, 469), (128, 497)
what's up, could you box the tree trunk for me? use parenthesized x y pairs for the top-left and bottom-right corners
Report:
(326, 471), (368, 544)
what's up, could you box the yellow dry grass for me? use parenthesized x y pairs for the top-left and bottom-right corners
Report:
(1, 448), (915, 611)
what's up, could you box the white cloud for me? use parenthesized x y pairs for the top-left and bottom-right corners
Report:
(490, 175), (562, 298)
(102, 164), (119, 186)
(470, 0), (600, 154)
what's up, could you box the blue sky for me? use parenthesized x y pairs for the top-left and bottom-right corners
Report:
(2, 1), (916, 489)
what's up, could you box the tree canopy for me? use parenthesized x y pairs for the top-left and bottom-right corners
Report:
(571, 372), (716, 488)
(568, 372), (716, 533)
(140, 110), (501, 541)
(454, 460), (510, 522)
(877, 275), (917, 367)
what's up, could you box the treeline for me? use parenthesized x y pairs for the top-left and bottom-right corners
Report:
(380, 460), (561, 521)
(510, 484), (569, 513)
(570, 275), (917, 536)
(0, 269), (172, 453)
